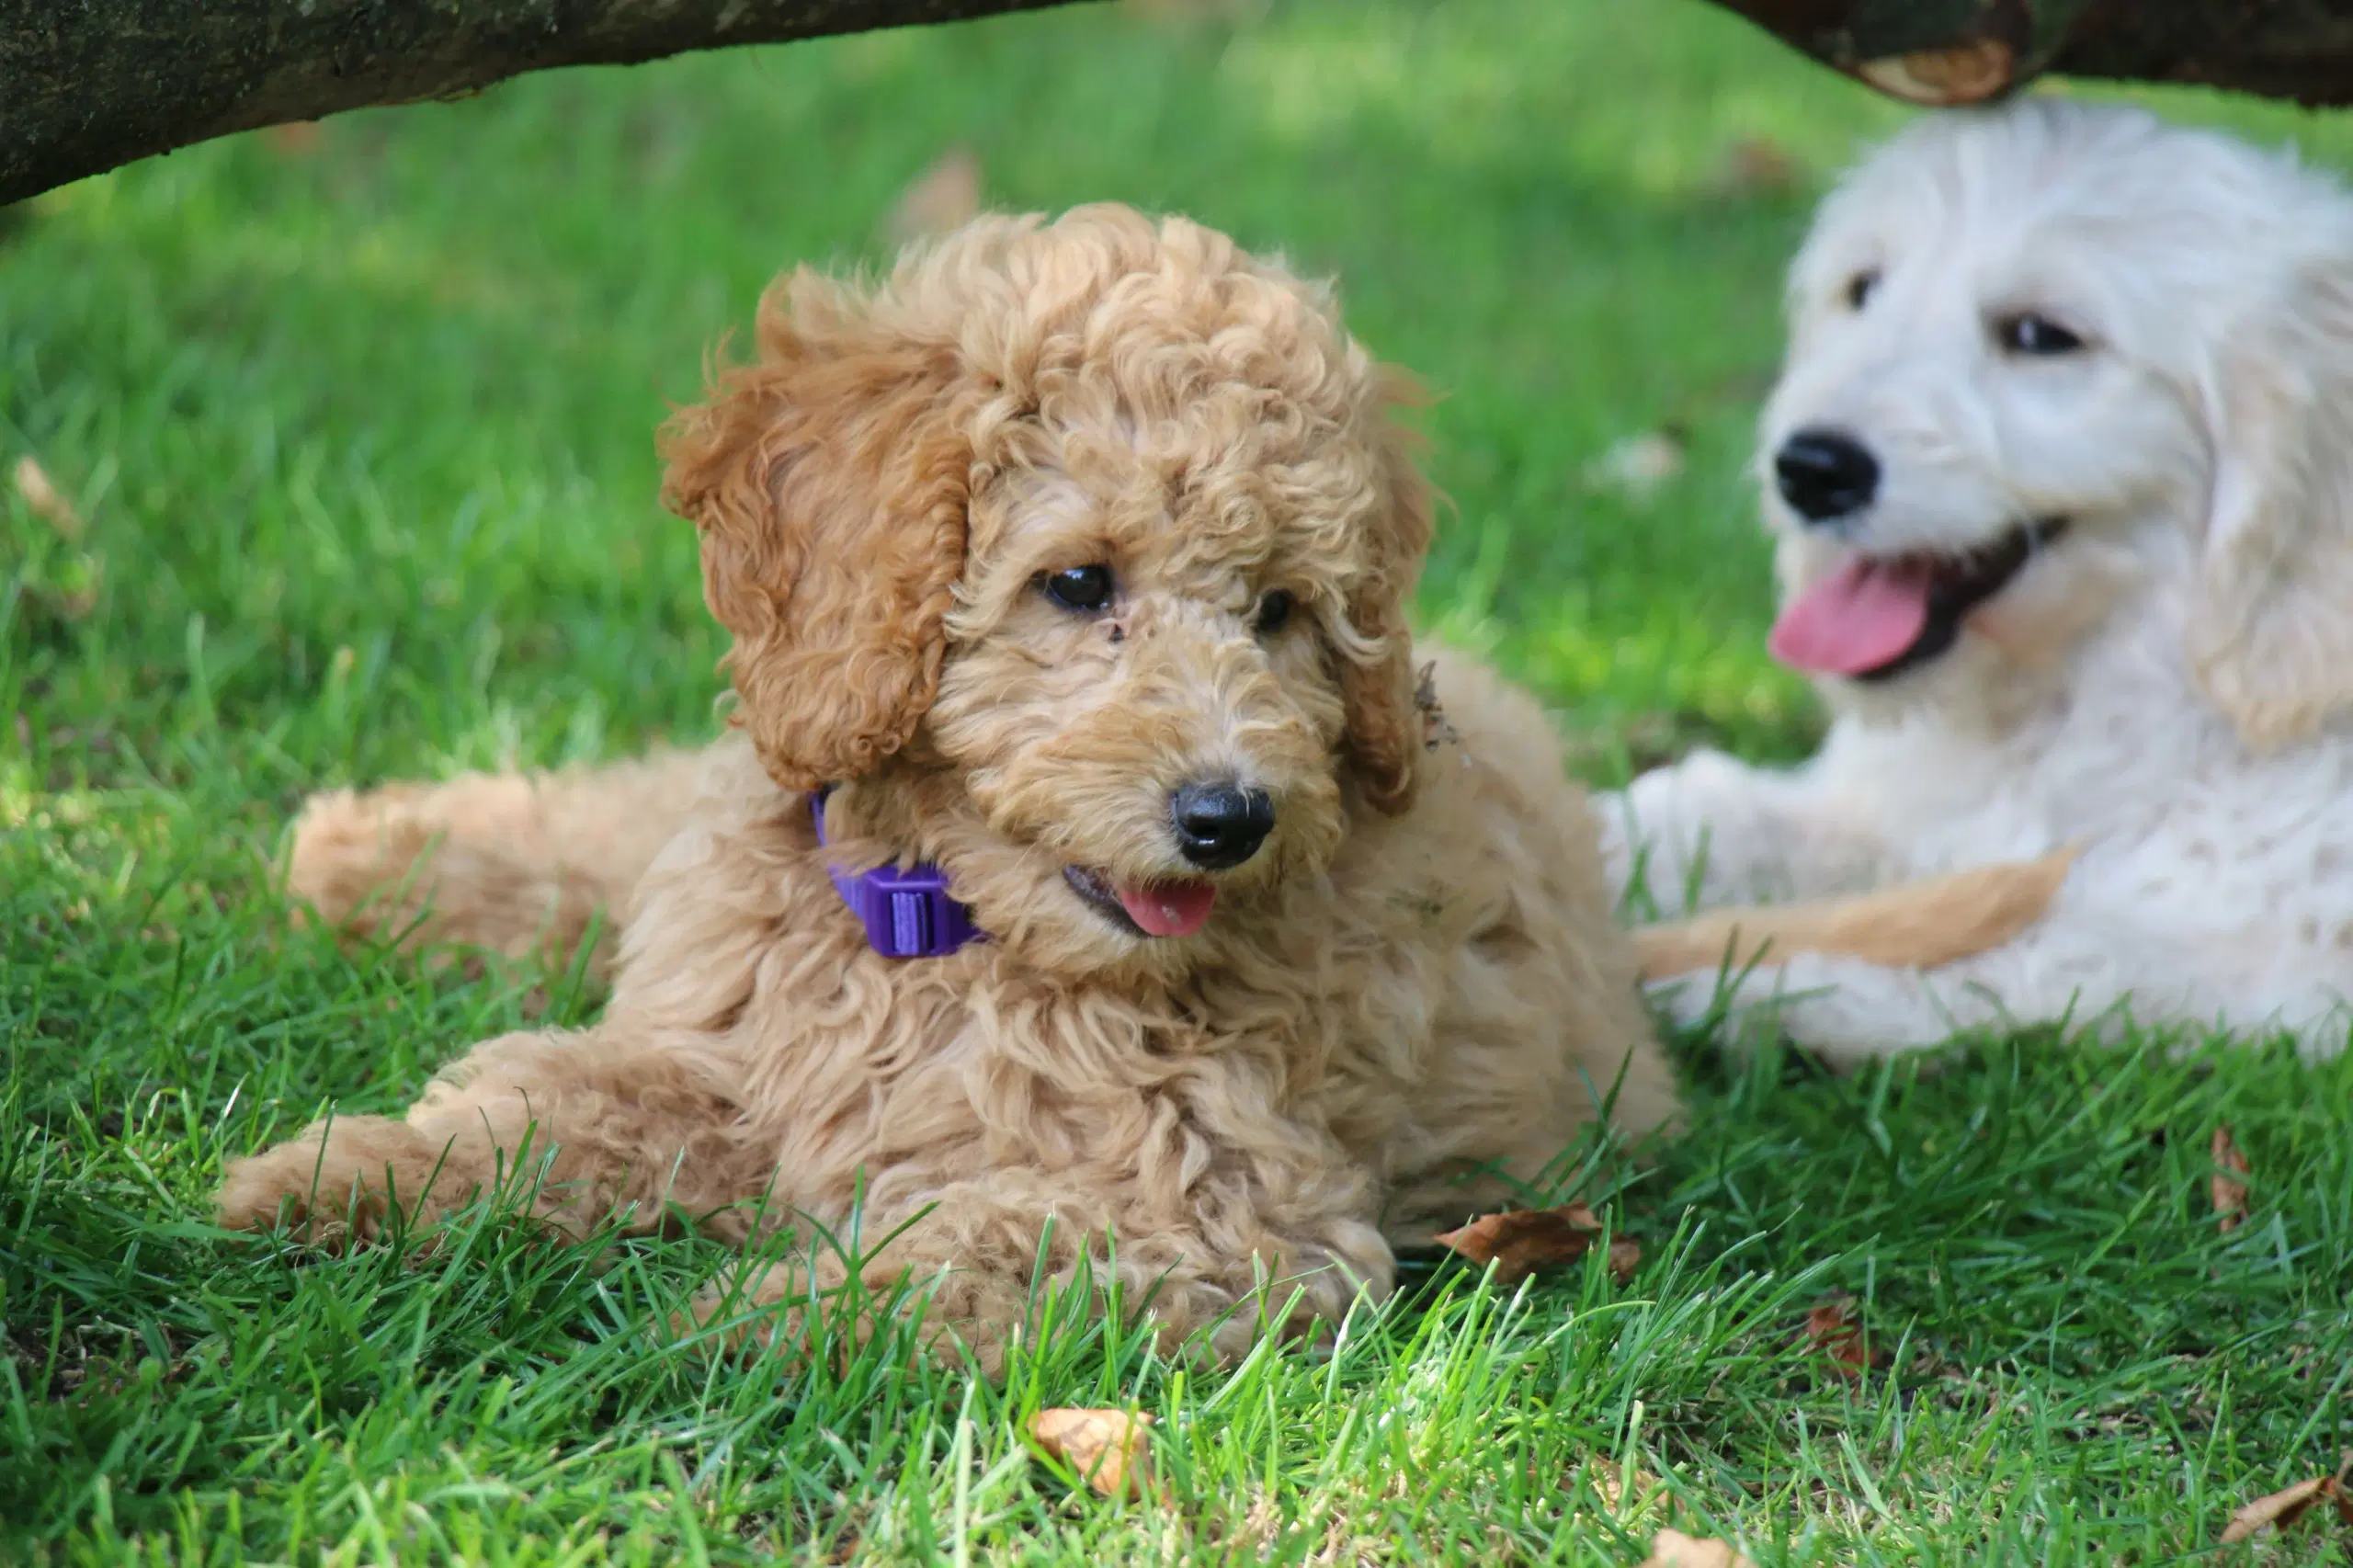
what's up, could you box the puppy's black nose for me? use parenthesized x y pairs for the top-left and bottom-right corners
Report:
(1774, 427), (1881, 522)
(1170, 782), (1276, 870)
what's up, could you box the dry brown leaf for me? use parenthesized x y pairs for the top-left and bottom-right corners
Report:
(1583, 1455), (1665, 1516)
(1434, 1202), (1637, 1287)
(44, 583), (97, 621)
(885, 147), (983, 248)
(1803, 1297), (1875, 1381)
(2219, 1455), (2353, 1544)
(2211, 1123), (2250, 1234)
(1586, 1456), (1627, 1509)
(1028, 1407), (1154, 1501)
(1640, 1527), (1758, 1568)
(14, 455), (84, 540)
(1713, 135), (1802, 197)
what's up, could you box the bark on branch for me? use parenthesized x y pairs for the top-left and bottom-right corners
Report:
(8, 0), (2353, 211)
(1704, 0), (2353, 109)
(0, 0), (1085, 208)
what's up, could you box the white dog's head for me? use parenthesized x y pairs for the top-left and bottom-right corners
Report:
(1762, 96), (2353, 747)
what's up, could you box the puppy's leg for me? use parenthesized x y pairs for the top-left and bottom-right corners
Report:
(289, 747), (710, 976)
(688, 1175), (1393, 1377)
(215, 1028), (766, 1245)
(1632, 847), (2079, 979)
(1645, 908), (2218, 1065)
(1597, 747), (1891, 916)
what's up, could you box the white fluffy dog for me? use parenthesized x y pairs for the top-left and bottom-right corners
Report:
(1604, 97), (2353, 1061)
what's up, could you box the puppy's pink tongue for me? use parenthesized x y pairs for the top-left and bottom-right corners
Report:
(1116, 879), (1217, 938)
(1768, 555), (1934, 676)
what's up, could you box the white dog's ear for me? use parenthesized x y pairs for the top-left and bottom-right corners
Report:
(2188, 260), (2353, 749)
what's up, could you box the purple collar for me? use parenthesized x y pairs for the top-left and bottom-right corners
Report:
(810, 789), (983, 959)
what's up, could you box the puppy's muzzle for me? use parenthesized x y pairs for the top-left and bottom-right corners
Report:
(1775, 426), (1880, 523)
(1171, 782), (1276, 870)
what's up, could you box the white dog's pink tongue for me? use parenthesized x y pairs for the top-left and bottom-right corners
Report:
(1117, 879), (1217, 937)
(1768, 555), (1934, 676)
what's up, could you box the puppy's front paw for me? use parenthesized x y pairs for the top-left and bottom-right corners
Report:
(215, 1116), (461, 1247)
(676, 1255), (1029, 1376)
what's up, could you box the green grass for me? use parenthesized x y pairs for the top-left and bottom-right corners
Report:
(7, 0), (2353, 1559)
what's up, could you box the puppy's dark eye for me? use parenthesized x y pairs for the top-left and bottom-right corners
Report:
(1845, 269), (1880, 310)
(1995, 312), (2085, 356)
(1041, 564), (1114, 613)
(1254, 590), (1294, 635)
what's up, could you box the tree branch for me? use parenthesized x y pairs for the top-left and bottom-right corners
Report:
(11, 0), (2353, 211)
(0, 0), (1086, 208)
(1705, 0), (2353, 108)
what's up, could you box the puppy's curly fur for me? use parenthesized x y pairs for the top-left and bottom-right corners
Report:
(220, 207), (1683, 1368)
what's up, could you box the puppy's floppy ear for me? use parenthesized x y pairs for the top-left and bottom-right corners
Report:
(2188, 257), (2353, 750)
(660, 273), (973, 792)
(1338, 369), (1437, 815)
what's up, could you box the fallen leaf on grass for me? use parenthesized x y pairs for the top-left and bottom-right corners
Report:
(2219, 1454), (2353, 1544)
(1028, 1407), (1154, 1501)
(1582, 1455), (1665, 1515)
(885, 147), (983, 247)
(1641, 1527), (1758, 1568)
(1433, 1202), (1639, 1287)
(14, 455), (84, 540)
(11, 455), (100, 620)
(1586, 1457), (1625, 1508)
(2211, 1123), (2249, 1233)
(1803, 1297), (1877, 1381)
(1711, 134), (1802, 198)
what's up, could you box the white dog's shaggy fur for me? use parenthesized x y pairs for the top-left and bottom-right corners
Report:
(1605, 97), (2353, 1061)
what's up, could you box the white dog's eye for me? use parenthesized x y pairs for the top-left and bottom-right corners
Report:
(1844, 269), (1880, 310)
(1994, 312), (2086, 356)
(1253, 590), (1294, 635)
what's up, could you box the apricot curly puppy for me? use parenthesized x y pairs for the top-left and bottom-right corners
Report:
(219, 206), (1684, 1369)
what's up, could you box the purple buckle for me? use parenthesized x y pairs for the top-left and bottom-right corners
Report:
(811, 790), (982, 959)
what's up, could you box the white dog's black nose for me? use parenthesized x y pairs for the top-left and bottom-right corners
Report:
(1171, 782), (1275, 869)
(1774, 427), (1880, 522)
